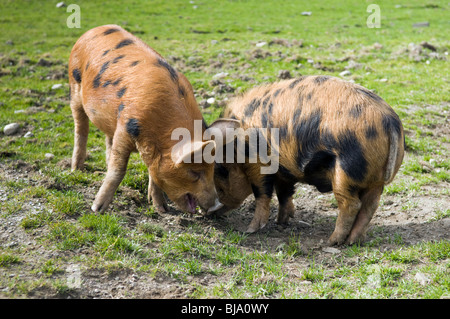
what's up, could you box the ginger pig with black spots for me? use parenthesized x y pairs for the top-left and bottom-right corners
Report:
(69, 25), (224, 215)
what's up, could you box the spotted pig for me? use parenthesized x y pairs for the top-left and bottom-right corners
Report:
(212, 75), (404, 245)
(69, 25), (223, 214)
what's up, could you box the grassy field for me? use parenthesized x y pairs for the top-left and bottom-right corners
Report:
(0, 0), (449, 299)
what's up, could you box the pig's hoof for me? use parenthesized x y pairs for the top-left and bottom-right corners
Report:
(154, 205), (167, 213)
(345, 234), (366, 246)
(91, 199), (110, 213)
(327, 234), (347, 246)
(246, 221), (267, 233)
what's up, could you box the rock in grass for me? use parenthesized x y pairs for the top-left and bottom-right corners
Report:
(277, 69), (291, 79)
(45, 153), (55, 160)
(24, 131), (34, 138)
(413, 22), (429, 28)
(256, 41), (267, 48)
(322, 247), (341, 254)
(3, 123), (20, 135)
(213, 72), (228, 79)
(36, 58), (53, 67)
(56, 2), (66, 8)
(414, 272), (431, 286)
(339, 70), (352, 77)
(51, 83), (63, 90)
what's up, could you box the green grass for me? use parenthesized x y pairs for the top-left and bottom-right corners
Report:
(0, 0), (449, 299)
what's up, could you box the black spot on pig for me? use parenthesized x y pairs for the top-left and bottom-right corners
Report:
(261, 96), (270, 110)
(72, 68), (81, 83)
(103, 28), (120, 36)
(321, 130), (338, 150)
(293, 109), (301, 123)
(112, 78), (122, 86)
(117, 87), (127, 98)
(178, 86), (185, 97)
(279, 125), (288, 139)
(112, 55), (125, 64)
(356, 88), (383, 103)
(117, 102), (124, 118)
(336, 130), (368, 182)
(303, 150), (335, 193)
(130, 61), (140, 67)
(126, 118), (140, 137)
(314, 76), (330, 85)
(156, 58), (178, 82)
(93, 61), (110, 88)
(244, 99), (261, 117)
(365, 125), (378, 139)
(382, 113), (402, 136)
(267, 102), (274, 115)
(289, 76), (305, 89)
(295, 109), (322, 169)
(261, 112), (268, 128)
(349, 104), (364, 118)
(115, 39), (134, 50)
(102, 49), (110, 56)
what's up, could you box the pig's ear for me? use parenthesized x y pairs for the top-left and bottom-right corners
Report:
(173, 140), (216, 166)
(208, 118), (241, 134)
(205, 118), (241, 145)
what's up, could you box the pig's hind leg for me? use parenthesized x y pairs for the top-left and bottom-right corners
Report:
(346, 186), (383, 245)
(328, 168), (362, 246)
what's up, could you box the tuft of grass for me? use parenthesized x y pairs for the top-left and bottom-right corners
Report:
(0, 253), (21, 267)
(48, 190), (86, 216)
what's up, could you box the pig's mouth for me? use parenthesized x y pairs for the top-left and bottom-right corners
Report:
(185, 193), (197, 214)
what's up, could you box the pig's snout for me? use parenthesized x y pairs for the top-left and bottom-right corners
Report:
(206, 198), (224, 214)
(199, 189), (224, 215)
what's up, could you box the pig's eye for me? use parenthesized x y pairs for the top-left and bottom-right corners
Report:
(189, 170), (201, 182)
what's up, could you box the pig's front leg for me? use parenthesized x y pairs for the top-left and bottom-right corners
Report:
(246, 176), (274, 233)
(275, 180), (296, 225)
(246, 195), (272, 233)
(147, 174), (168, 213)
(91, 130), (133, 212)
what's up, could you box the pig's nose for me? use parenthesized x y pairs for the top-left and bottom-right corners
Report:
(207, 197), (224, 214)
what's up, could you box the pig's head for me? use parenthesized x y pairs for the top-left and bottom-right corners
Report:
(213, 162), (252, 214)
(206, 118), (252, 214)
(153, 140), (223, 214)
